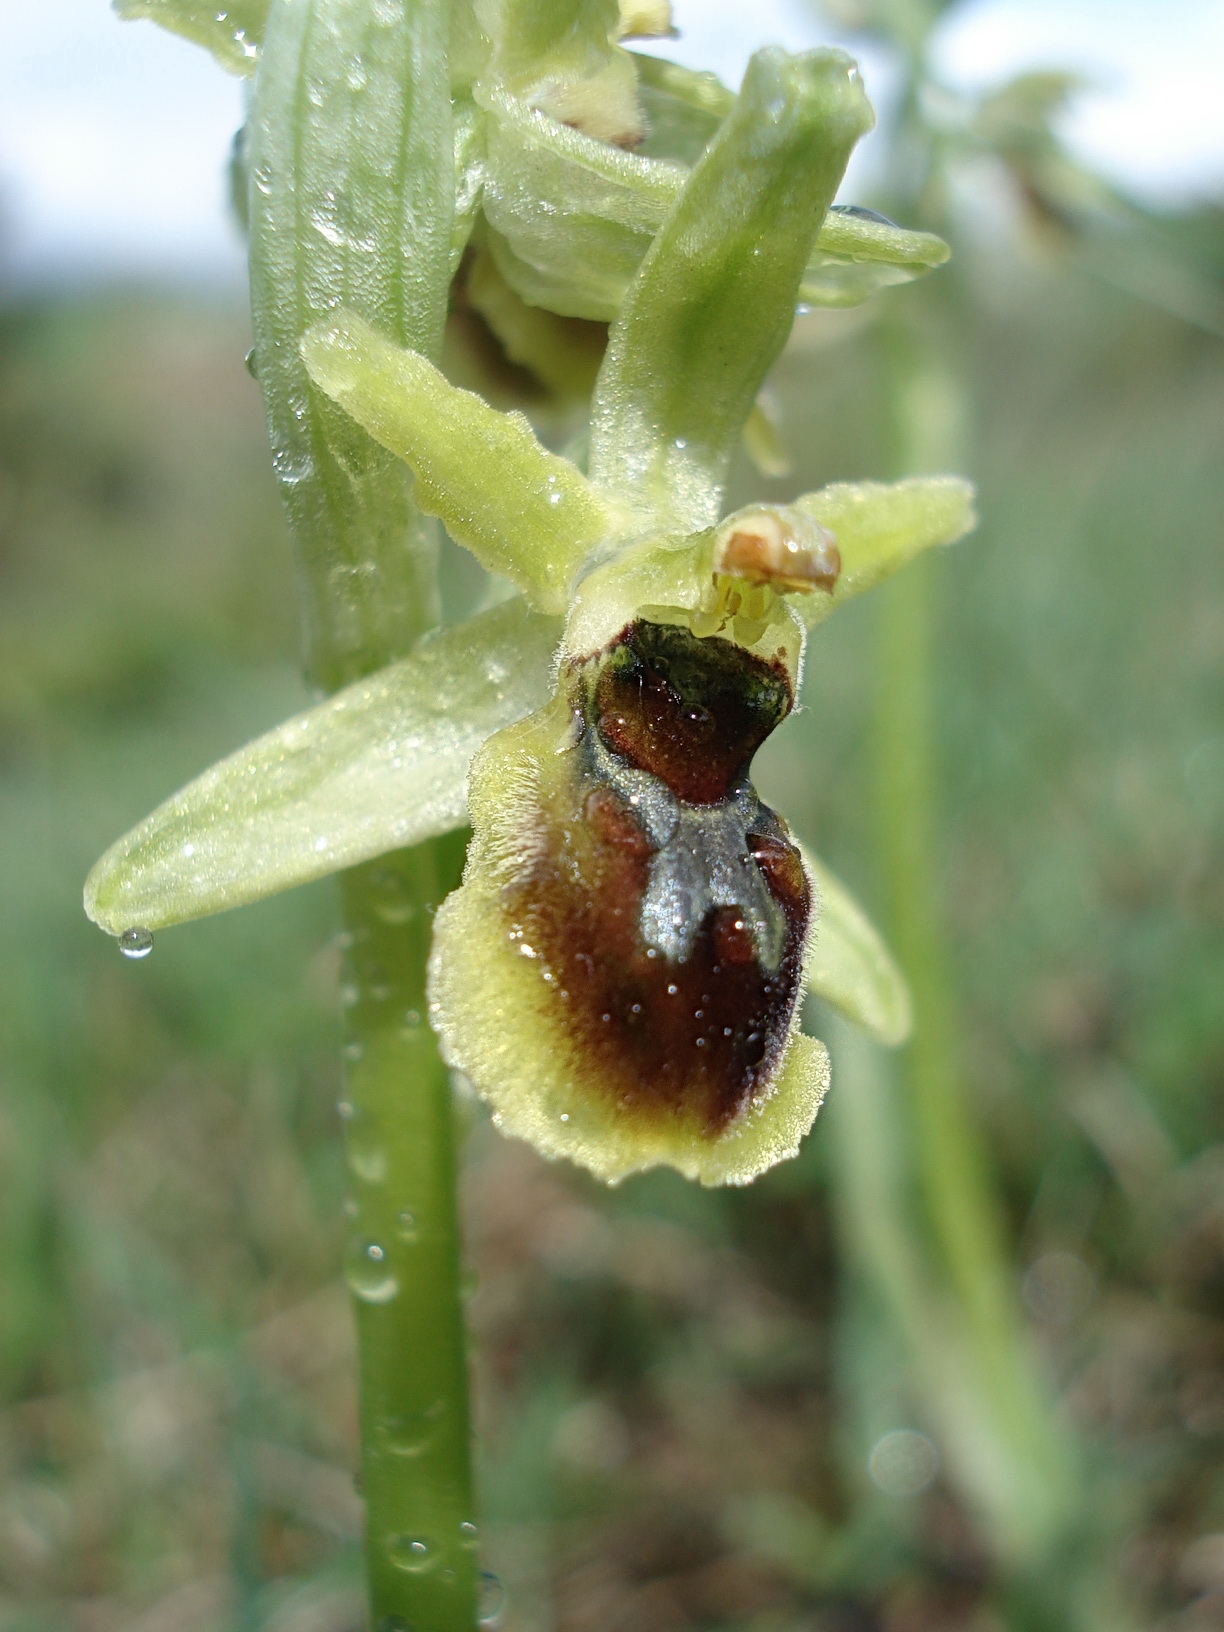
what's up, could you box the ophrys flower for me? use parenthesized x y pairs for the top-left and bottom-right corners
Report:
(85, 45), (974, 1185)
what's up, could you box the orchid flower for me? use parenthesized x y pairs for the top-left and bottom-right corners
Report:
(87, 31), (973, 1189)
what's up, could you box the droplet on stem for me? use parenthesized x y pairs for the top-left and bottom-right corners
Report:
(387, 1532), (436, 1573)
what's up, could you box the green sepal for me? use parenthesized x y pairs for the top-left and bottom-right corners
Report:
(114, 0), (267, 73)
(801, 846), (911, 1046)
(479, 87), (685, 322)
(302, 312), (613, 612)
(792, 476), (977, 625)
(481, 68), (945, 324)
(589, 48), (874, 528)
(632, 53), (734, 164)
(84, 602), (560, 935)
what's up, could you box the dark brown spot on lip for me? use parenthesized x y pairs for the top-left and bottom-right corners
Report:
(593, 621), (792, 805)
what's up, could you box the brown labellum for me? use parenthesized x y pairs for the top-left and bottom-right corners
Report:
(503, 620), (812, 1137)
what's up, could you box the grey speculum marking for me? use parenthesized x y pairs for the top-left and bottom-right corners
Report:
(586, 707), (791, 972)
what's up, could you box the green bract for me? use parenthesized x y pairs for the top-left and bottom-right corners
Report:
(91, 13), (974, 1186)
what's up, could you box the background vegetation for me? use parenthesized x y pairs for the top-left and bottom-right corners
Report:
(1, 135), (1222, 1632)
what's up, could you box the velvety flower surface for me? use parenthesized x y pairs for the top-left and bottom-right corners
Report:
(85, 35), (975, 1185)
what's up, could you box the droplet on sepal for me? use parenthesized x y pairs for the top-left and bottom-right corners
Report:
(118, 928), (154, 959)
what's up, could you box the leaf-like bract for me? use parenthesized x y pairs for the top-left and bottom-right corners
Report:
(85, 602), (559, 934)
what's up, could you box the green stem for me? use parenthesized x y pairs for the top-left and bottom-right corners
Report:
(870, 317), (1078, 1573)
(340, 839), (477, 1629)
(248, 1), (478, 1624)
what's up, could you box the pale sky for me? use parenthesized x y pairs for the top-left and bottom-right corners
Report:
(0, 0), (1220, 287)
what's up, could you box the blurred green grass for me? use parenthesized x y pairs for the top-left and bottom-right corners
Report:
(0, 232), (1222, 1630)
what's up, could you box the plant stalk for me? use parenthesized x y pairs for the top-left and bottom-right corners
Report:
(247, 0), (478, 1624)
(870, 313), (1078, 1574)
(339, 839), (477, 1629)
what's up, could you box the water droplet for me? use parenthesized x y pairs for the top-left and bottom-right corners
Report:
(388, 1533), (436, 1573)
(346, 1239), (399, 1304)
(403, 1009), (422, 1027)
(868, 1429), (939, 1496)
(377, 1399), (445, 1458)
(397, 1210), (418, 1242)
(666, 983), (678, 997)
(252, 161), (274, 195)
(244, 347), (259, 378)
(344, 1041), (363, 1061)
(459, 1520), (479, 1546)
(118, 928), (154, 959)
(347, 1130), (389, 1185)
(337, 1099), (355, 1121)
(478, 1571), (507, 1626)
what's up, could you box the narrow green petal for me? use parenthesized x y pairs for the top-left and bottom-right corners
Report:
(801, 847), (911, 1046)
(114, 0), (267, 73)
(302, 311), (613, 611)
(793, 476), (977, 625)
(589, 48), (874, 528)
(84, 603), (560, 936)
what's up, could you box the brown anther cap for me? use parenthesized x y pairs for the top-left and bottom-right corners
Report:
(715, 512), (841, 594)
